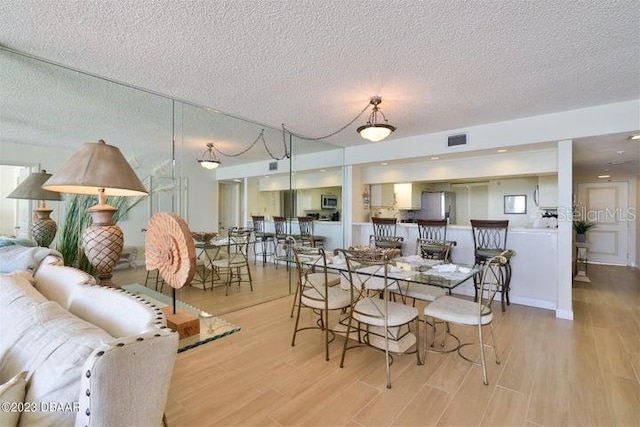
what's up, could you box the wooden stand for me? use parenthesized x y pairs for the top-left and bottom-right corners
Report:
(160, 306), (200, 339)
(574, 242), (591, 283)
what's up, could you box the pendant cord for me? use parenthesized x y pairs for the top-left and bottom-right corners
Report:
(281, 101), (371, 141)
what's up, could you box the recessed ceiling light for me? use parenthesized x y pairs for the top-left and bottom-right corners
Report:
(616, 150), (625, 155)
(430, 156), (440, 160)
(264, 175), (269, 178)
(598, 175), (610, 178)
(497, 149), (508, 153)
(233, 178), (242, 182)
(320, 169), (326, 172)
(381, 162), (389, 166)
(627, 134), (640, 141)
(608, 160), (631, 165)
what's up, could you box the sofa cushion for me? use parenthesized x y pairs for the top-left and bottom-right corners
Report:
(0, 371), (27, 427)
(0, 272), (47, 360)
(33, 262), (95, 308)
(0, 273), (113, 426)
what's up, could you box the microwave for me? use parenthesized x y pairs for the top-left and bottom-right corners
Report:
(321, 194), (338, 209)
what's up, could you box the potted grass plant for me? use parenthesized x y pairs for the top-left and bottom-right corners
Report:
(573, 220), (594, 243)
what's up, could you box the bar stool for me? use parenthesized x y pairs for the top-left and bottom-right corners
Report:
(251, 215), (275, 266)
(370, 217), (403, 255)
(297, 216), (325, 247)
(470, 220), (513, 312)
(416, 219), (454, 262)
(273, 216), (293, 270)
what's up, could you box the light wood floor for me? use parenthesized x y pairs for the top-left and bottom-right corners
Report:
(112, 261), (295, 316)
(124, 264), (640, 426)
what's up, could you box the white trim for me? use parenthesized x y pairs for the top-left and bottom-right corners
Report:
(555, 309), (574, 320)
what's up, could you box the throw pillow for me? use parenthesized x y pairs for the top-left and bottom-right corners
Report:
(0, 371), (27, 427)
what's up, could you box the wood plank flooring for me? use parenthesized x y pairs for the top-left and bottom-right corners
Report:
(120, 263), (640, 426)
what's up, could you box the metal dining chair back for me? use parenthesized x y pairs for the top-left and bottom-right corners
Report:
(291, 245), (350, 361)
(424, 253), (509, 385)
(211, 227), (253, 295)
(337, 247), (420, 388)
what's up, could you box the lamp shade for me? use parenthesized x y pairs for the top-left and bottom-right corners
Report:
(357, 124), (396, 142)
(7, 170), (63, 201)
(198, 159), (221, 169)
(42, 140), (147, 196)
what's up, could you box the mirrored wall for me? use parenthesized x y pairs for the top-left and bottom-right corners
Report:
(1, 47), (345, 314)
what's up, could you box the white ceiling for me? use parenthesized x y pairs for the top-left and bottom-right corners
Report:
(1, 0), (639, 178)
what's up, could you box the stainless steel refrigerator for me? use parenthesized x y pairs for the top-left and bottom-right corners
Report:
(419, 191), (456, 223)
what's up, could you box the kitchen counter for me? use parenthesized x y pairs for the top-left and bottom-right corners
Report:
(352, 222), (559, 312)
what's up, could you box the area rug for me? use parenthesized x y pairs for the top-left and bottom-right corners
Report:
(122, 283), (241, 352)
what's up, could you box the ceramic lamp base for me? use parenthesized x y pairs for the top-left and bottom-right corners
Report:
(82, 203), (123, 288)
(32, 208), (57, 247)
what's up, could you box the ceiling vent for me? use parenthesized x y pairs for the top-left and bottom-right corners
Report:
(269, 162), (278, 171)
(447, 133), (467, 147)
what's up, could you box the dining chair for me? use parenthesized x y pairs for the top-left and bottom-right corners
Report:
(416, 219), (453, 262)
(291, 246), (351, 361)
(424, 253), (508, 385)
(251, 215), (275, 266)
(297, 216), (325, 248)
(470, 219), (512, 311)
(210, 227), (253, 295)
(338, 247), (420, 389)
(370, 217), (404, 254)
(273, 216), (293, 270)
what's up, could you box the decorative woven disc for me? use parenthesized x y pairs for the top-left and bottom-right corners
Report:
(145, 212), (196, 289)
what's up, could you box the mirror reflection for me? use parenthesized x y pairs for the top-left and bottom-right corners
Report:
(1, 48), (345, 315)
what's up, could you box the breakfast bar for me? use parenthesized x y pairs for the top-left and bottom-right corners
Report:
(352, 223), (558, 311)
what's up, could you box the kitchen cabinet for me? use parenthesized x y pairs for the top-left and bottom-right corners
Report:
(370, 184), (395, 207)
(394, 183), (423, 209)
(536, 175), (558, 208)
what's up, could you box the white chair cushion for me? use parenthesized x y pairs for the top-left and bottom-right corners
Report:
(392, 283), (446, 302)
(424, 295), (493, 325)
(353, 298), (418, 327)
(305, 272), (341, 287)
(301, 287), (352, 310)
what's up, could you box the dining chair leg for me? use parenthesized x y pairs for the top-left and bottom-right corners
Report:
(384, 329), (391, 389)
(323, 308), (329, 361)
(489, 323), (501, 365)
(415, 317), (423, 365)
(291, 289), (303, 347)
(478, 323), (488, 385)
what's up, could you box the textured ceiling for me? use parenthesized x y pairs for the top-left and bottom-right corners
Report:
(1, 0), (639, 176)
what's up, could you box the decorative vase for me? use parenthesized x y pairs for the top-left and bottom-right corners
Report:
(576, 233), (586, 243)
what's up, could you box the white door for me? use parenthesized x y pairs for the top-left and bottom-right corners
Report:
(576, 181), (629, 265)
(218, 183), (240, 231)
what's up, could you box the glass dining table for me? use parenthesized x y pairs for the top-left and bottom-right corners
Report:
(305, 253), (480, 292)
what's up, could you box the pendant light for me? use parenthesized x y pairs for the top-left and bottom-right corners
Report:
(357, 96), (396, 142)
(198, 143), (221, 169)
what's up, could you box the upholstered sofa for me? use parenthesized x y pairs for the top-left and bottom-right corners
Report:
(0, 255), (178, 426)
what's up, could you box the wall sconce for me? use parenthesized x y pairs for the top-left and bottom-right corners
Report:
(43, 139), (148, 287)
(198, 143), (221, 169)
(357, 96), (396, 142)
(6, 170), (62, 247)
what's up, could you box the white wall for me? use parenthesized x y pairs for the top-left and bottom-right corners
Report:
(487, 177), (540, 227)
(636, 175), (640, 268)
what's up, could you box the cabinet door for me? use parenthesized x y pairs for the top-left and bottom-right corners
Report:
(394, 183), (412, 209)
(371, 184), (395, 207)
(537, 175), (558, 208)
(394, 183), (422, 209)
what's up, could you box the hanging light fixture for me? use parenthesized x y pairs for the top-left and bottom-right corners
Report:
(197, 143), (221, 169)
(357, 96), (396, 142)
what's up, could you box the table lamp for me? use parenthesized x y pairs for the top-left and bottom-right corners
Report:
(6, 170), (63, 247)
(43, 140), (148, 287)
